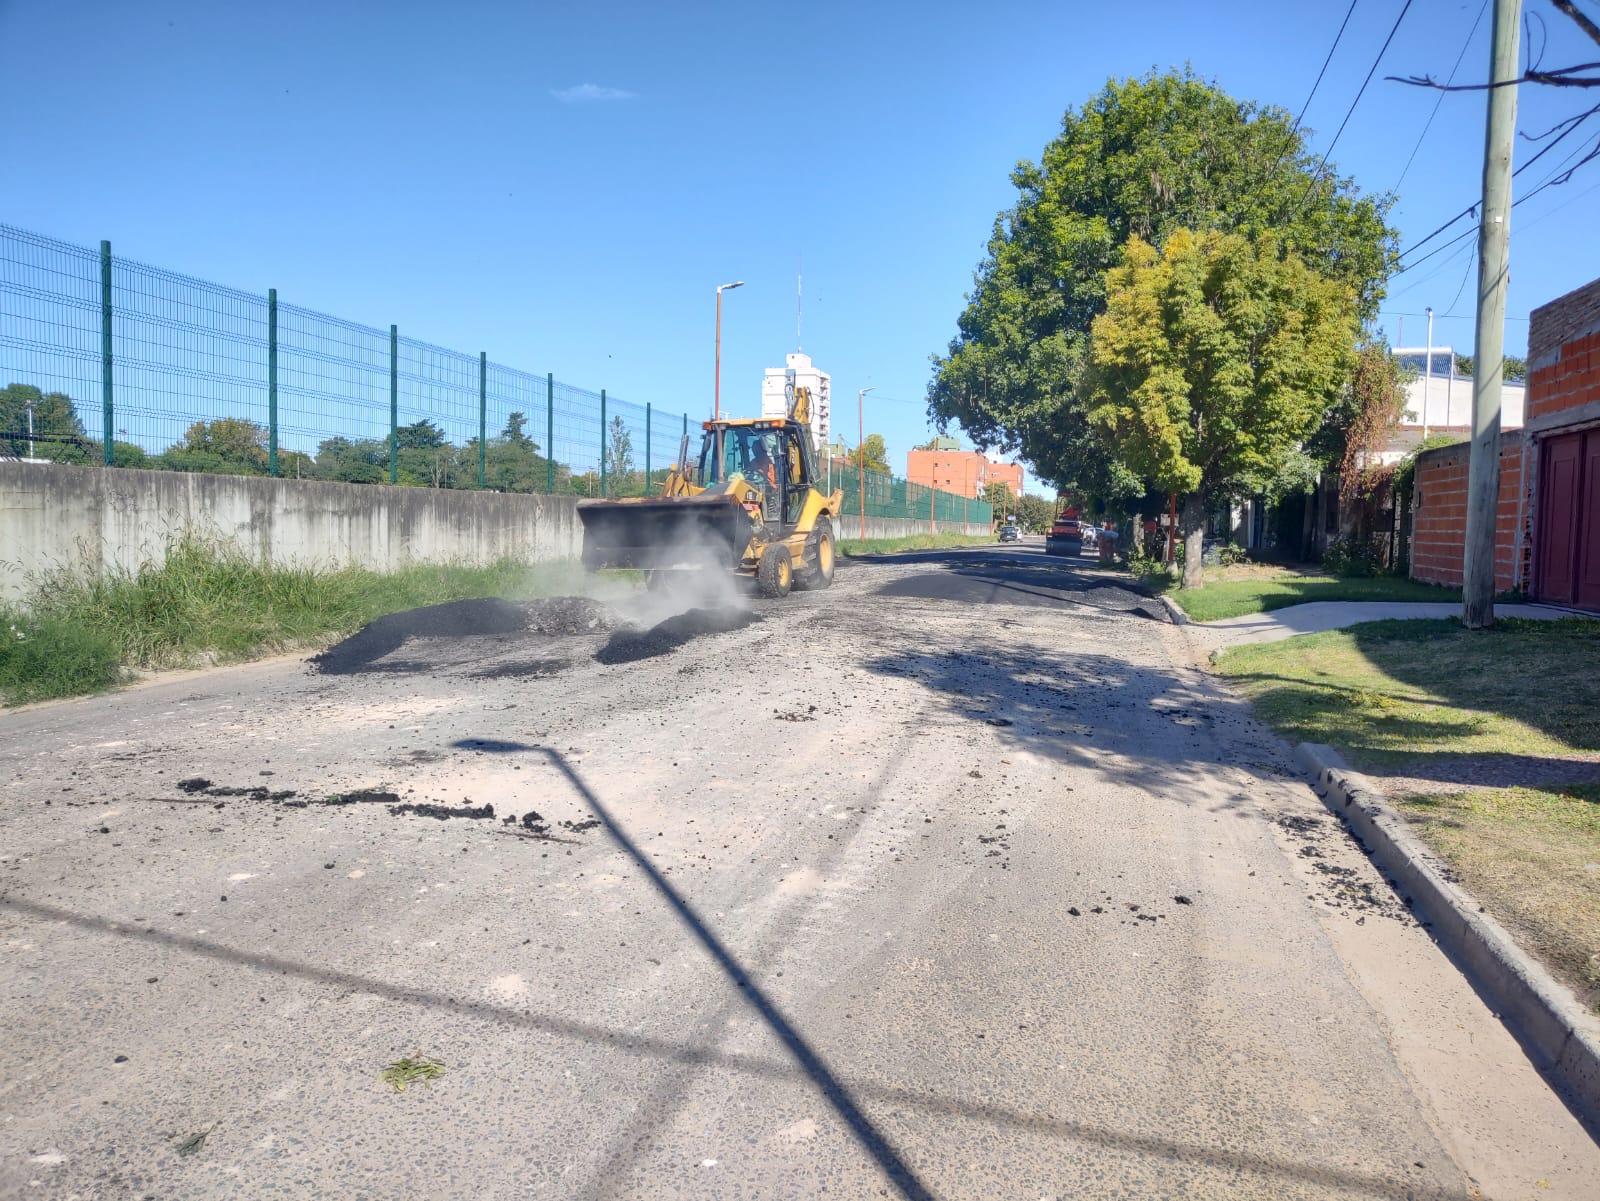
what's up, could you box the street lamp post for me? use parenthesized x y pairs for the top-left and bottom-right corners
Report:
(857, 386), (874, 541)
(714, 281), (744, 420)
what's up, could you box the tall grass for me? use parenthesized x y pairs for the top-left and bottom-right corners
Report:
(0, 535), (586, 705)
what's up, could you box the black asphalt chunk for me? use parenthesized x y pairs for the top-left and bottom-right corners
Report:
(322, 789), (403, 806)
(388, 801), (496, 821)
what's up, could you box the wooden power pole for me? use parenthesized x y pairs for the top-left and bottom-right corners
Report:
(1462, 0), (1522, 629)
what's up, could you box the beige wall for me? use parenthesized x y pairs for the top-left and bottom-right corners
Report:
(0, 462), (582, 603)
(0, 462), (992, 603)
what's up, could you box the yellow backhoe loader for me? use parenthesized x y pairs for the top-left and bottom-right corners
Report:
(576, 386), (841, 599)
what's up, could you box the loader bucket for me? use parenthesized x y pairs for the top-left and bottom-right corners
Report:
(577, 495), (751, 572)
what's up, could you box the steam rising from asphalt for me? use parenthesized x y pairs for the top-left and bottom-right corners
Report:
(564, 521), (752, 631)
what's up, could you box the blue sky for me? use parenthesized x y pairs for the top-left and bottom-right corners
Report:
(4, 0), (1597, 486)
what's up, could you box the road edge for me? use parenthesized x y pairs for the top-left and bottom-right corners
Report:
(1294, 741), (1600, 1136)
(1155, 593), (1189, 625)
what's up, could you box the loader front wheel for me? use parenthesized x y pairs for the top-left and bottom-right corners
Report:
(797, 517), (835, 590)
(757, 544), (793, 599)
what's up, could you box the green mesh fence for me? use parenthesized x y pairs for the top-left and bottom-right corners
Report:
(0, 222), (989, 524)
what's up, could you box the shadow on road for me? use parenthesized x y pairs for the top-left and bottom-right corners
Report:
(0, 885), (1426, 1200)
(857, 635), (1286, 816)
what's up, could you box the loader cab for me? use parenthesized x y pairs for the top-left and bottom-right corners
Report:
(698, 421), (817, 526)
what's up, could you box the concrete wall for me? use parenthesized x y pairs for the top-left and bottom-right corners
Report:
(0, 461), (991, 603)
(0, 462), (582, 602)
(1409, 433), (1530, 592)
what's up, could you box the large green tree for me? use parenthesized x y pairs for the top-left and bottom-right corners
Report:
(161, 416), (269, 475)
(857, 433), (888, 473)
(1087, 229), (1357, 587)
(928, 69), (1396, 500)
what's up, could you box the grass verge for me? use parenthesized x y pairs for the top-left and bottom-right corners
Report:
(1216, 617), (1600, 1009)
(0, 535), (590, 706)
(837, 532), (994, 557)
(1391, 786), (1600, 1010)
(1144, 564), (1459, 622)
(1214, 617), (1600, 767)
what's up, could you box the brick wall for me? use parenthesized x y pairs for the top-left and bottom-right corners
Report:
(1528, 277), (1600, 423)
(1409, 432), (1529, 591)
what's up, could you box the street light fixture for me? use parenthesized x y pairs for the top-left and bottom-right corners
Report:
(714, 281), (744, 421)
(857, 386), (875, 541)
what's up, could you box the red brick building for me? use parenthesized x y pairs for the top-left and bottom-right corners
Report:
(1410, 276), (1600, 608)
(905, 437), (1024, 503)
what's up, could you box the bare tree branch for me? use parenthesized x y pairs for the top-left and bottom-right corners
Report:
(1552, 0), (1600, 50)
(1389, 1), (1600, 89)
(1387, 65), (1600, 90)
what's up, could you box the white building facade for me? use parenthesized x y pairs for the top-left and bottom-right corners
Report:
(761, 352), (831, 449)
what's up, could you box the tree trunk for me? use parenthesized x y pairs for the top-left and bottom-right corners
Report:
(1180, 493), (1207, 589)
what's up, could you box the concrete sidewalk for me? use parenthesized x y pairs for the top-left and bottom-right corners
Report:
(1198, 600), (1587, 646)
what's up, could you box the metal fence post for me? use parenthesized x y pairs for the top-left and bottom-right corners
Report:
(389, 325), (399, 484)
(599, 388), (608, 497)
(100, 240), (113, 465)
(267, 288), (279, 476)
(546, 373), (555, 494)
(478, 351), (487, 489)
(645, 402), (652, 495)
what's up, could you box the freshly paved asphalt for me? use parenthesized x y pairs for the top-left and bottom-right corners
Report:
(2, 540), (1595, 1198)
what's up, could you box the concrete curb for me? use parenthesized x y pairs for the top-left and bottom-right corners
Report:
(1155, 594), (1189, 626)
(1295, 742), (1600, 1135)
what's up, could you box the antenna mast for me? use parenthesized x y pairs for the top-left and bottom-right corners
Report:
(796, 256), (803, 351)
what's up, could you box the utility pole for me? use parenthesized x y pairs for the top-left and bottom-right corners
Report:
(1423, 306), (1434, 439)
(857, 386), (874, 541)
(1462, 0), (1521, 630)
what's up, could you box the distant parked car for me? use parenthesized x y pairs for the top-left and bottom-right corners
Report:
(1045, 516), (1083, 556)
(998, 524), (1021, 543)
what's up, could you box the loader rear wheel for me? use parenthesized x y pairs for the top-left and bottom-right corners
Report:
(757, 544), (793, 599)
(797, 517), (835, 590)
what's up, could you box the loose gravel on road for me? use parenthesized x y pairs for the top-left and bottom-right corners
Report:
(2, 545), (1596, 1200)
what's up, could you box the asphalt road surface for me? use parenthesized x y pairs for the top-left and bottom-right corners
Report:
(3, 541), (1596, 1199)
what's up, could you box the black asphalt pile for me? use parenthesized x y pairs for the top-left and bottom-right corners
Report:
(594, 607), (757, 665)
(523, 596), (614, 636)
(311, 597), (531, 675)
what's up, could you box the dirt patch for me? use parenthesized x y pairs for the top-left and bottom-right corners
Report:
(311, 598), (531, 675)
(594, 607), (758, 665)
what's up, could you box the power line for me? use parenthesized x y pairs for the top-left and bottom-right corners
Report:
(1441, 243), (1479, 316)
(1397, 106), (1600, 260)
(1392, 0), (1488, 192)
(1294, 0), (1363, 133)
(1298, 0), (1416, 209)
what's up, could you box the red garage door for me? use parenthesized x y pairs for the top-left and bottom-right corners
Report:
(1537, 431), (1600, 610)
